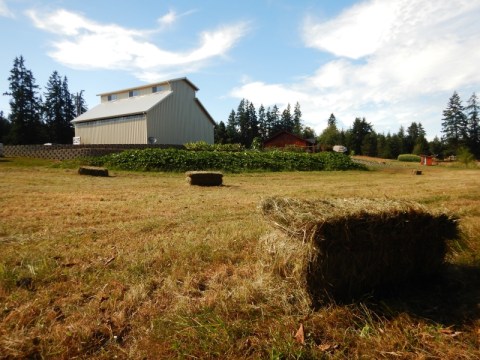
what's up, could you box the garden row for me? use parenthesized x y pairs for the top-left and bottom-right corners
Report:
(88, 148), (364, 172)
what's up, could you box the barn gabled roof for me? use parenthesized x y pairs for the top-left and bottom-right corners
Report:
(71, 90), (173, 123)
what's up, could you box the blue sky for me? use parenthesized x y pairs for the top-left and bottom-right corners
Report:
(1, 0), (480, 140)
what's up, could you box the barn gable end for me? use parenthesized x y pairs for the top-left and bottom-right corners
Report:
(72, 78), (214, 145)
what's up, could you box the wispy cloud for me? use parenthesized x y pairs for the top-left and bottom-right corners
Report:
(232, 0), (480, 138)
(0, 0), (14, 18)
(27, 8), (249, 82)
(157, 10), (177, 28)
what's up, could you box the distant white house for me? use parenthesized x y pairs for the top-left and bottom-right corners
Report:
(71, 77), (215, 145)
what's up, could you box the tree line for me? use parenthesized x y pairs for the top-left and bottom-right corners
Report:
(0, 56), (87, 144)
(217, 92), (480, 159)
(214, 99), (315, 148)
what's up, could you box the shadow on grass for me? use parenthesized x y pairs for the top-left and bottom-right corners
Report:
(371, 263), (480, 326)
(0, 158), (11, 162)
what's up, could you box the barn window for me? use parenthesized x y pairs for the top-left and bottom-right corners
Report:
(129, 90), (139, 97)
(152, 85), (165, 93)
(107, 94), (117, 101)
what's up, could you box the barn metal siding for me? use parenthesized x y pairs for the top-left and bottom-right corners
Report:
(74, 114), (147, 144)
(146, 81), (214, 144)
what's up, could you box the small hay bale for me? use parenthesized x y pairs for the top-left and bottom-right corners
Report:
(78, 166), (109, 177)
(186, 171), (223, 186)
(260, 197), (459, 304)
(412, 169), (422, 175)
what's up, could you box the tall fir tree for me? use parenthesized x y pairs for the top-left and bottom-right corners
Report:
(441, 91), (468, 152)
(346, 117), (373, 155)
(5, 56), (45, 144)
(280, 103), (293, 133)
(466, 92), (480, 157)
(74, 90), (88, 117)
(292, 102), (302, 135)
(268, 105), (281, 135)
(246, 101), (259, 146)
(318, 120), (340, 150)
(43, 72), (76, 143)
(226, 109), (239, 143)
(257, 104), (268, 140)
(214, 121), (227, 144)
(327, 113), (337, 127)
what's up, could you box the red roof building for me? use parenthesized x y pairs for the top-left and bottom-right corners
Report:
(263, 131), (316, 152)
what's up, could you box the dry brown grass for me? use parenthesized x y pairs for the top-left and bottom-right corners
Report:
(0, 157), (479, 359)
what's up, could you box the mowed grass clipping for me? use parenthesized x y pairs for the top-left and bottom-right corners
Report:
(0, 158), (479, 359)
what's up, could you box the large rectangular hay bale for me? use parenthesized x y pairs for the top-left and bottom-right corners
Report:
(186, 171), (223, 186)
(260, 197), (459, 303)
(78, 166), (109, 177)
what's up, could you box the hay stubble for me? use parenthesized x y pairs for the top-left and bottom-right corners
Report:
(0, 158), (479, 358)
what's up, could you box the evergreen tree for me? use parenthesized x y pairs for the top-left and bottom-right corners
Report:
(397, 126), (406, 154)
(441, 91), (468, 152)
(74, 90), (88, 117)
(346, 117), (373, 155)
(281, 103), (293, 133)
(412, 135), (429, 155)
(389, 133), (403, 159)
(5, 56), (45, 144)
(429, 136), (444, 157)
(327, 113), (337, 127)
(226, 109), (239, 143)
(43, 72), (76, 143)
(235, 99), (249, 146)
(214, 121), (227, 144)
(268, 105), (281, 135)
(292, 102), (302, 135)
(466, 92), (480, 157)
(0, 111), (11, 143)
(361, 132), (378, 157)
(318, 121), (340, 150)
(246, 101), (259, 147)
(257, 104), (268, 140)
(377, 133), (392, 159)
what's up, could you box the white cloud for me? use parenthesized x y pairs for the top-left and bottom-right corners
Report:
(232, 0), (480, 138)
(0, 0), (14, 18)
(27, 8), (249, 82)
(157, 10), (177, 27)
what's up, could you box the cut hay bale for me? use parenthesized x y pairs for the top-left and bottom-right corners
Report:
(260, 197), (459, 304)
(78, 166), (109, 177)
(186, 171), (223, 186)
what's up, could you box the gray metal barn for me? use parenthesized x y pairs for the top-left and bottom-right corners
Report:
(71, 78), (215, 145)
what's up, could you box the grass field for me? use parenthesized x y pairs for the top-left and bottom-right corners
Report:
(1, 157), (479, 359)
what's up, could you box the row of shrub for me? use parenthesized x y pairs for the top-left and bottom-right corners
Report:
(88, 148), (365, 173)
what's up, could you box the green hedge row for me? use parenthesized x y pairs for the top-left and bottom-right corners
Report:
(88, 148), (365, 173)
(397, 154), (421, 162)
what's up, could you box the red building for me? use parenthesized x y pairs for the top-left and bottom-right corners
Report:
(263, 131), (316, 152)
(420, 155), (434, 166)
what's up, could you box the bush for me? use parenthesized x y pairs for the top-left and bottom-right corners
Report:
(397, 154), (421, 162)
(89, 148), (365, 173)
